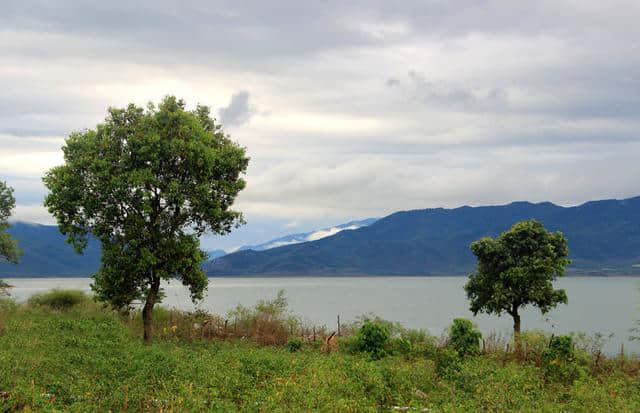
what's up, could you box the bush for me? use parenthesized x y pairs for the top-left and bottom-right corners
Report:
(542, 335), (585, 383)
(27, 289), (90, 310)
(287, 337), (303, 352)
(356, 320), (390, 359)
(387, 337), (413, 356)
(0, 279), (11, 297)
(448, 318), (481, 357)
(435, 347), (461, 378)
(226, 290), (301, 346)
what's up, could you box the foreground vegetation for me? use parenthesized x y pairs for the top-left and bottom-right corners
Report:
(1, 290), (639, 412)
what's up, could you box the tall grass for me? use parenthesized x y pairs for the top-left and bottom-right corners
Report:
(1, 295), (640, 411)
(126, 290), (331, 346)
(27, 289), (91, 311)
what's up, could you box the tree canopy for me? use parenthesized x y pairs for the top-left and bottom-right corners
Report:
(0, 180), (21, 264)
(464, 220), (570, 335)
(43, 96), (249, 341)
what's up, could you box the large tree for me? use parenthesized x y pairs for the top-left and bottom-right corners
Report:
(464, 220), (570, 338)
(44, 96), (249, 342)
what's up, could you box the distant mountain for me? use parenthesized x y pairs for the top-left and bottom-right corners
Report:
(236, 218), (378, 252)
(0, 218), (378, 276)
(207, 196), (640, 276)
(0, 222), (101, 277)
(206, 249), (227, 259)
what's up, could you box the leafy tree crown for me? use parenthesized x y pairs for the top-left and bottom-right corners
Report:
(0, 180), (21, 264)
(43, 96), (249, 308)
(464, 220), (570, 317)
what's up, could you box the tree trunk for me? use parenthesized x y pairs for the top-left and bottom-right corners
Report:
(512, 307), (522, 353)
(142, 277), (160, 343)
(513, 311), (521, 335)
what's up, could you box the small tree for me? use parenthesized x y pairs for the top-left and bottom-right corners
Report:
(1, 181), (22, 295)
(448, 318), (481, 357)
(44, 96), (249, 342)
(0, 181), (21, 265)
(464, 220), (570, 340)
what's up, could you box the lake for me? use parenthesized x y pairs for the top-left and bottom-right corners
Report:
(4, 276), (640, 354)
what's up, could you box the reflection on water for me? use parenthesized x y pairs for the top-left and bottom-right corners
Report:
(5, 276), (640, 354)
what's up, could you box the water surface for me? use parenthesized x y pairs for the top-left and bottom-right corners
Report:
(5, 276), (640, 354)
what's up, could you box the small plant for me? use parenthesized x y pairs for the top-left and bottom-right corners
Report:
(287, 337), (303, 352)
(542, 335), (584, 383)
(388, 337), (413, 356)
(356, 320), (390, 359)
(27, 289), (89, 310)
(448, 318), (481, 357)
(435, 347), (461, 378)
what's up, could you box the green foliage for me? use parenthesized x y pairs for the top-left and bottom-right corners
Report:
(435, 347), (461, 378)
(342, 315), (436, 359)
(27, 289), (90, 311)
(0, 279), (10, 297)
(465, 219), (570, 334)
(0, 180), (21, 265)
(1, 298), (640, 411)
(448, 318), (482, 357)
(43, 96), (249, 340)
(286, 337), (303, 352)
(355, 320), (390, 359)
(542, 335), (585, 383)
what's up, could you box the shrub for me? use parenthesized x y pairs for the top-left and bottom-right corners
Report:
(287, 337), (303, 352)
(448, 318), (481, 357)
(387, 337), (413, 356)
(0, 279), (11, 297)
(435, 347), (461, 378)
(27, 289), (90, 310)
(542, 335), (584, 383)
(356, 320), (390, 359)
(226, 290), (302, 346)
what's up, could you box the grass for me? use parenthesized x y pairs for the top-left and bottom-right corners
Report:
(0, 292), (639, 412)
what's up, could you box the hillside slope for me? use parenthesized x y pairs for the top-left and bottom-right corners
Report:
(0, 222), (100, 276)
(208, 196), (640, 276)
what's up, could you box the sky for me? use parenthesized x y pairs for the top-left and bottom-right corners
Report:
(1, 1), (639, 251)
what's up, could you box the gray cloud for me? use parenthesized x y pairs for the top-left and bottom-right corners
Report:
(1, 1), (639, 247)
(218, 91), (255, 127)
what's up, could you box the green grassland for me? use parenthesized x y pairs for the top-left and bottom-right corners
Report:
(0, 292), (639, 412)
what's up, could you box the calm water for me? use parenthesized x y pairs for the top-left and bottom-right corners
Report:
(5, 276), (640, 354)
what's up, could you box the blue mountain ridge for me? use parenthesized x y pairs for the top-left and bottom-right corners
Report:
(207, 196), (640, 276)
(3, 196), (639, 277)
(0, 218), (376, 277)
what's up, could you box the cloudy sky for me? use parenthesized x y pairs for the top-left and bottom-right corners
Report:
(2, 1), (639, 250)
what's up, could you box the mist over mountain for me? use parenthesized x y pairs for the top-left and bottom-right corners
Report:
(208, 196), (640, 276)
(235, 218), (378, 252)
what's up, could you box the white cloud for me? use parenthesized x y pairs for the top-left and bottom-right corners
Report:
(1, 1), (639, 247)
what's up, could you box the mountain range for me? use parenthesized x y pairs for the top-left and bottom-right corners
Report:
(0, 218), (377, 277)
(0, 222), (101, 276)
(3, 196), (639, 277)
(207, 196), (640, 276)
